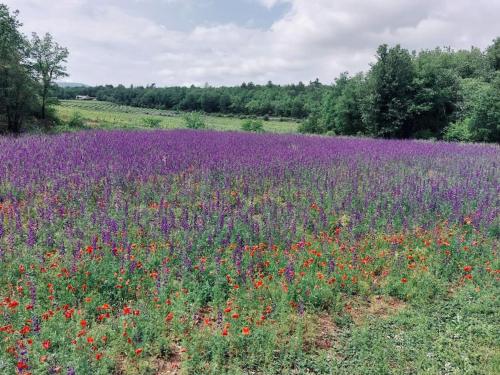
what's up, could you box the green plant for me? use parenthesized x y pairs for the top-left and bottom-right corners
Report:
(67, 111), (85, 128)
(142, 117), (162, 128)
(183, 112), (205, 129)
(443, 119), (472, 142)
(298, 112), (324, 134)
(241, 119), (264, 132)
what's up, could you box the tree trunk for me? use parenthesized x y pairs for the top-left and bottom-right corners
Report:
(41, 94), (46, 119)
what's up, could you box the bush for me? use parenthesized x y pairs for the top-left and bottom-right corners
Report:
(298, 113), (324, 134)
(142, 117), (162, 128)
(241, 119), (264, 132)
(183, 112), (206, 129)
(67, 112), (85, 128)
(443, 119), (472, 142)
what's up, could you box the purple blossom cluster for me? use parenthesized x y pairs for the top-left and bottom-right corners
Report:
(0, 130), (498, 257)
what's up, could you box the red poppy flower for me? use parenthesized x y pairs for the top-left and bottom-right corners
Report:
(42, 340), (51, 350)
(242, 327), (250, 335)
(463, 265), (473, 272)
(135, 348), (143, 355)
(165, 312), (174, 322)
(17, 361), (28, 370)
(401, 277), (408, 283)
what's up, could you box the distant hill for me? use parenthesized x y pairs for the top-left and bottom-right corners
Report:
(56, 82), (89, 88)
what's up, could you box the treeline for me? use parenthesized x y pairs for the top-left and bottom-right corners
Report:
(55, 80), (328, 120)
(303, 42), (500, 142)
(58, 39), (499, 142)
(4, 5), (498, 142)
(0, 5), (68, 133)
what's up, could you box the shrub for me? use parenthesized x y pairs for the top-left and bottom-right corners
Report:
(443, 119), (472, 142)
(241, 119), (264, 132)
(183, 112), (206, 129)
(142, 117), (162, 128)
(298, 113), (324, 134)
(67, 112), (85, 128)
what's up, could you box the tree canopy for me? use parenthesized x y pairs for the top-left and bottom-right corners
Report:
(0, 5), (68, 133)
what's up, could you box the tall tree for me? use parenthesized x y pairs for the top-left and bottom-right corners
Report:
(30, 32), (68, 119)
(363, 44), (416, 138)
(469, 73), (500, 142)
(0, 4), (34, 133)
(332, 73), (366, 135)
(486, 37), (500, 71)
(412, 48), (461, 138)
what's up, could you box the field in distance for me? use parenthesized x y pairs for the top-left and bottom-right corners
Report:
(55, 100), (300, 133)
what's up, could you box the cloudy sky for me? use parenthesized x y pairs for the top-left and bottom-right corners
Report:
(5, 0), (499, 86)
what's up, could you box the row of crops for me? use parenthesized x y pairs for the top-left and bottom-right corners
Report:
(60, 100), (179, 117)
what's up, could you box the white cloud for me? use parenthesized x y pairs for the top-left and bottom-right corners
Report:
(4, 0), (499, 86)
(257, 0), (290, 9)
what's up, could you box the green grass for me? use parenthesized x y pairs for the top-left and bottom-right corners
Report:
(329, 286), (500, 374)
(55, 100), (300, 133)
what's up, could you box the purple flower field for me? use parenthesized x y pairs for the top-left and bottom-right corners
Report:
(1, 130), (498, 235)
(0, 130), (498, 374)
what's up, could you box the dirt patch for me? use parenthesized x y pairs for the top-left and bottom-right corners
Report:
(155, 347), (182, 375)
(344, 295), (406, 325)
(114, 345), (183, 375)
(302, 313), (340, 352)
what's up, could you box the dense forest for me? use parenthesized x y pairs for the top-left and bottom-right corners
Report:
(58, 39), (500, 142)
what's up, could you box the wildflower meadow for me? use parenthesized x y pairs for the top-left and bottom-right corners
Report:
(0, 130), (498, 374)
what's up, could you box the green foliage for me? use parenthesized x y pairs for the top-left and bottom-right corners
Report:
(332, 73), (366, 135)
(0, 5), (35, 133)
(364, 44), (416, 138)
(51, 35), (500, 143)
(141, 116), (162, 128)
(468, 74), (500, 142)
(486, 37), (500, 71)
(446, 75), (500, 143)
(443, 119), (472, 142)
(241, 119), (264, 132)
(0, 5), (67, 133)
(183, 111), (206, 129)
(67, 111), (85, 128)
(30, 32), (69, 119)
(298, 41), (499, 143)
(298, 112), (324, 134)
(412, 48), (461, 137)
